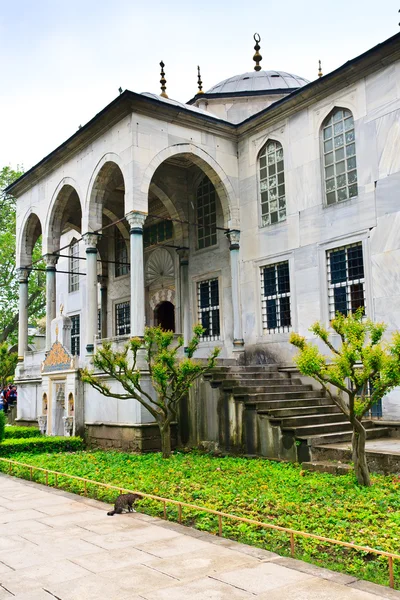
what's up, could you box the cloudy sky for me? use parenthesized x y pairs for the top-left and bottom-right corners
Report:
(1, 0), (398, 171)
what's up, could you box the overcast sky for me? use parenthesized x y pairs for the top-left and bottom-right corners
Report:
(1, 0), (398, 171)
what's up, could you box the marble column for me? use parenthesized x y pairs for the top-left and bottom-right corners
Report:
(83, 233), (99, 353)
(17, 267), (30, 361)
(177, 248), (190, 350)
(226, 230), (244, 346)
(98, 276), (108, 339)
(44, 254), (58, 352)
(126, 211), (147, 337)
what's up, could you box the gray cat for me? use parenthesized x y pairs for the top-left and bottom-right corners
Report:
(107, 493), (141, 516)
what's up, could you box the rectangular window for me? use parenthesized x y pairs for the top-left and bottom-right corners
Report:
(197, 278), (220, 341)
(114, 229), (129, 277)
(70, 315), (80, 356)
(261, 261), (291, 333)
(69, 241), (80, 293)
(143, 220), (173, 248)
(197, 177), (217, 249)
(98, 309), (101, 338)
(327, 242), (365, 319)
(115, 301), (130, 336)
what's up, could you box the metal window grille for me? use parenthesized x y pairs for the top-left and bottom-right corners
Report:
(355, 379), (383, 419)
(259, 140), (286, 226)
(327, 242), (365, 319)
(323, 108), (358, 205)
(97, 309), (101, 338)
(261, 261), (291, 333)
(114, 229), (129, 277)
(197, 278), (220, 341)
(115, 301), (130, 336)
(70, 315), (80, 356)
(143, 220), (173, 248)
(197, 176), (217, 249)
(69, 240), (80, 293)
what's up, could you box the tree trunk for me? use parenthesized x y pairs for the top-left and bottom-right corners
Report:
(351, 419), (371, 486)
(159, 421), (172, 459)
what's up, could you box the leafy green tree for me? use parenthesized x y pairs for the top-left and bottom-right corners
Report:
(290, 310), (400, 486)
(0, 166), (45, 344)
(81, 325), (220, 458)
(0, 343), (18, 388)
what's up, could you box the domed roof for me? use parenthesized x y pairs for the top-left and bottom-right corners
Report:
(206, 70), (309, 95)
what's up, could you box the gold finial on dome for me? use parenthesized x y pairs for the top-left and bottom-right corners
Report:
(253, 33), (262, 72)
(318, 60), (323, 78)
(160, 61), (168, 98)
(197, 65), (204, 94)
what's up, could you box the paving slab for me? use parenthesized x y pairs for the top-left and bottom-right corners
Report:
(0, 473), (398, 600)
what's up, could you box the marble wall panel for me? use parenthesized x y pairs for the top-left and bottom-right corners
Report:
(376, 109), (400, 177)
(374, 295), (400, 332)
(375, 171), (400, 217)
(365, 64), (398, 114)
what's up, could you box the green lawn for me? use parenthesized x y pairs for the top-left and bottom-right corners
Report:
(1, 450), (399, 588)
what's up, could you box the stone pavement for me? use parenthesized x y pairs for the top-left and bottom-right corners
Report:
(0, 474), (399, 600)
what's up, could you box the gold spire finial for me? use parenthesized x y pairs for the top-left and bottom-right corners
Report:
(197, 65), (204, 94)
(318, 60), (323, 78)
(55, 324), (59, 341)
(253, 33), (262, 72)
(160, 61), (168, 98)
(60, 303), (64, 315)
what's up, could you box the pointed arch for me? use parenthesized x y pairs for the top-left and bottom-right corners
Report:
(86, 154), (127, 233)
(44, 179), (83, 255)
(18, 209), (43, 268)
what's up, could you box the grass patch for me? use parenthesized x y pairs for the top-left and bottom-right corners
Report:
(0, 437), (83, 455)
(1, 450), (399, 588)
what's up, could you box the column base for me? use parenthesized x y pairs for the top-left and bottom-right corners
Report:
(233, 339), (245, 347)
(86, 344), (94, 353)
(17, 356), (24, 363)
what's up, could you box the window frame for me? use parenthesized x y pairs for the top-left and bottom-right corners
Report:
(258, 139), (287, 227)
(320, 107), (358, 207)
(260, 260), (292, 333)
(114, 300), (131, 337)
(70, 314), (80, 356)
(196, 176), (218, 250)
(326, 242), (365, 320)
(197, 277), (221, 341)
(114, 227), (130, 278)
(68, 239), (80, 293)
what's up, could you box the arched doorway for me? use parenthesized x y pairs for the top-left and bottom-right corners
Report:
(154, 301), (175, 332)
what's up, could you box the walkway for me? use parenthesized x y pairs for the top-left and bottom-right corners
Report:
(0, 474), (398, 600)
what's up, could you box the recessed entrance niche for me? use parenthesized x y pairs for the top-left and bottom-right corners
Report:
(154, 301), (175, 332)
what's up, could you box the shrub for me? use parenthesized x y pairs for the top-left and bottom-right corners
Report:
(0, 436), (84, 455)
(4, 426), (41, 439)
(0, 411), (5, 443)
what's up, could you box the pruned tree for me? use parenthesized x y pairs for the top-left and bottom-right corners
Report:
(0, 166), (45, 343)
(81, 325), (220, 458)
(290, 310), (400, 486)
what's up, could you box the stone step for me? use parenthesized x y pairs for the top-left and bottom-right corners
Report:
(248, 397), (331, 410)
(210, 365), (279, 372)
(283, 421), (354, 436)
(237, 389), (323, 400)
(207, 373), (292, 381)
(302, 427), (391, 446)
(270, 413), (346, 428)
(264, 405), (341, 418)
(301, 461), (352, 475)
(223, 382), (312, 392)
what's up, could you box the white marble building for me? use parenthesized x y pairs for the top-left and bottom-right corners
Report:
(8, 31), (400, 438)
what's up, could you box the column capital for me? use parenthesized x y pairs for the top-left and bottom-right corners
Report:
(226, 229), (240, 250)
(176, 247), (189, 264)
(17, 267), (30, 283)
(126, 210), (147, 232)
(97, 275), (108, 288)
(83, 232), (101, 249)
(43, 254), (59, 269)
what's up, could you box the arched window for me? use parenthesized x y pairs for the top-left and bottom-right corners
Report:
(259, 140), (286, 226)
(322, 108), (357, 205)
(114, 228), (129, 277)
(69, 238), (79, 292)
(196, 176), (217, 249)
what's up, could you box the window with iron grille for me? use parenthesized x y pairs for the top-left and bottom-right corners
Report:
(70, 315), (80, 356)
(327, 243), (365, 319)
(115, 301), (130, 336)
(355, 379), (383, 419)
(197, 279), (220, 341)
(261, 261), (291, 333)
(114, 228), (129, 277)
(98, 309), (101, 338)
(322, 108), (357, 205)
(259, 140), (286, 226)
(69, 239), (80, 293)
(197, 176), (217, 249)
(143, 220), (173, 248)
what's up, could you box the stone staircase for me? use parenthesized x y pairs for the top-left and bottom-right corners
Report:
(205, 364), (390, 462)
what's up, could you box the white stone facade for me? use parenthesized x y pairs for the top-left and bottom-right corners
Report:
(11, 32), (400, 424)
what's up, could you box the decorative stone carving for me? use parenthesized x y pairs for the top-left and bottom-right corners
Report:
(126, 211), (147, 230)
(83, 232), (100, 249)
(226, 229), (240, 250)
(149, 288), (176, 311)
(146, 248), (175, 286)
(38, 415), (48, 435)
(63, 416), (74, 437)
(17, 267), (30, 283)
(43, 254), (58, 269)
(42, 341), (73, 373)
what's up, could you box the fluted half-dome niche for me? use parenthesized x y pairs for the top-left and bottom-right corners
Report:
(146, 248), (175, 286)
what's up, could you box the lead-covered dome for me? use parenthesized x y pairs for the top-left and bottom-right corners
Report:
(206, 70), (309, 95)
